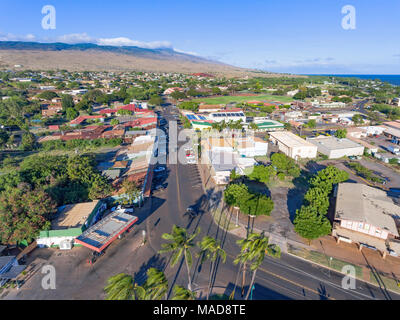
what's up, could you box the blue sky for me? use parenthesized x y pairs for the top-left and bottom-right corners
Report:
(0, 0), (399, 74)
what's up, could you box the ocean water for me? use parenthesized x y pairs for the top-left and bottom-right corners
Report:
(310, 74), (400, 86)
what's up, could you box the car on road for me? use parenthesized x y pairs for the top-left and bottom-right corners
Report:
(185, 206), (197, 218)
(154, 166), (166, 173)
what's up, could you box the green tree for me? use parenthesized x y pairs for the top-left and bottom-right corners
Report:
(159, 225), (200, 291)
(0, 129), (9, 148)
(294, 205), (332, 242)
(352, 114), (364, 125)
(149, 95), (163, 106)
(198, 236), (227, 300)
(224, 183), (249, 207)
(171, 285), (197, 300)
(271, 153), (300, 178)
(0, 184), (57, 244)
(306, 119), (316, 129)
(61, 94), (74, 111)
(37, 91), (58, 100)
(104, 268), (168, 300)
(104, 273), (135, 300)
(21, 132), (36, 151)
(334, 129), (347, 139)
(239, 193), (274, 217)
(120, 179), (141, 206)
(66, 107), (79, 121)
(247, 165), (276, 185)
(110, 119), (120, 126)
(234, 232), (269, 300)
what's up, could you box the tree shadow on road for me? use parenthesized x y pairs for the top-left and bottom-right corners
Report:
(133, 254), (167, 285)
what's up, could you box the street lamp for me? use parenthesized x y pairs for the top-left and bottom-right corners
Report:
(234, 206), (240, 227)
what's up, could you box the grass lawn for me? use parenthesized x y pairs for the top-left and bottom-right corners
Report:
(211, 208), (240, 231)
(192, 94), (294, 105)
(288, 245), (363, 278)
(369, 272), (400, 294)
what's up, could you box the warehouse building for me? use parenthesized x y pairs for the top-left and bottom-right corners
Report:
(269, 131), (318, 159)
(307, 136), (364, 159)
(37, 200), (106, 250)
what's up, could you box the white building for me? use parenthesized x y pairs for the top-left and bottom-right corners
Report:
(269, 131), (318, 159)
(208, 110), (246, 123)
(307, 136), (364, 159)
(236, 137), (268, 157)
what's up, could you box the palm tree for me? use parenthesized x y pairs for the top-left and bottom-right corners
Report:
(198, 236), (227, 300)
(159, 225), (200, 291)
(144, 268), (169, 300)
(234, 232), (269, 300)
(171, 285), (197, 300)
(104, 268), (168, 300)
(104, 273), (137, 300)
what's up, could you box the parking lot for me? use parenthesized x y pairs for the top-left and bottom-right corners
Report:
(364, 134), (400, 159)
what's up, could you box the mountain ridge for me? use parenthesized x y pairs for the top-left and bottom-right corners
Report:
(0, 41), (299, 78)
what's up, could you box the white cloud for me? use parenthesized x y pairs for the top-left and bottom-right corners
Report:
(0, 31), (174, 50)
(55, 33), (94, 44)
(173, 48), (199, 56)
(97, 37), (172, 49)
(0, 32), (36, 42)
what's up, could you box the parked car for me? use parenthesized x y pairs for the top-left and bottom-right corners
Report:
(154, 166), (166, 173)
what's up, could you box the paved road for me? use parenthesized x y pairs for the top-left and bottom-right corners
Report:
(4, 106), (400, 300)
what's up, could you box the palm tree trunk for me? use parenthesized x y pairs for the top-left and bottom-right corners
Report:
(184, 250), (192, 291)
(231, 262), (243, 299)
(207, 260), (215, 300)
(245, 269), (258, 300)
(241, 262), (247, 297)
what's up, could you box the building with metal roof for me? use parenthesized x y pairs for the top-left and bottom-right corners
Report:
(269, 131), (318, 159)
(74, 211), (139, 253)
(307, 136), (364, 159)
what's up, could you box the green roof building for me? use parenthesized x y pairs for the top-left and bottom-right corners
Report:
(255, 120), (284, 131)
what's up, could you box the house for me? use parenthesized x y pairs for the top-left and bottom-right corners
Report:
(164, 87), (185, 95)
(202, 149), (255, 185)
(37, 200), (106, 250)
(41, 102), (63, 117)
(70, 115), (105, 126)
(307, 136), (364, 159)
(333, 183), (400, 258)
(269, 131), (318, 159)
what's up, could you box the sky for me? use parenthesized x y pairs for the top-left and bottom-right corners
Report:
(0, 0), (399, 74)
